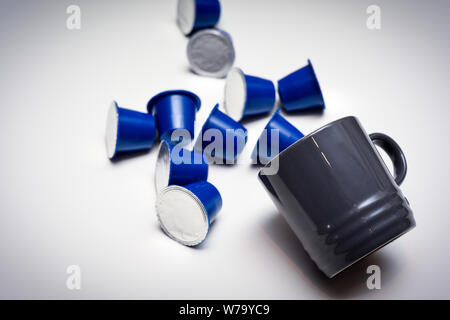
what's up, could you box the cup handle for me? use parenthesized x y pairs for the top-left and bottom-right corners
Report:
(369, 132), (407, 186)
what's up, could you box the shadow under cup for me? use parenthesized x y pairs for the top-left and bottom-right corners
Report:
(258, 116), (416, 278)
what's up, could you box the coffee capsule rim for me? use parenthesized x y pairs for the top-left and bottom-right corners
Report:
(156, 185), (209, 246)
(187, 28), (235, 78)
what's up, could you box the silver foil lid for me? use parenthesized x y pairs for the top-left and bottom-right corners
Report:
(187, 29), (235, 78)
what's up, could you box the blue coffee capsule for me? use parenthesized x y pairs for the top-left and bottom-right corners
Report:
(156, 181), (222, 246)
(224, 68), (276, 121)
(177, 0), (221, 35)
(147, 90), (201, 143)
(195, 104), (247, 163)
(278, 59), (325, 112)
(155, 139), (209, 193)
(251, 109), (304, 164)
(105, 101), (156, 159)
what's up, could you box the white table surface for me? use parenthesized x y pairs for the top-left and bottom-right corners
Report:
(1, 0), (449, 299)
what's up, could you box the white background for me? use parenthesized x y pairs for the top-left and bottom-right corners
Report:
(0, 0), (449, 299)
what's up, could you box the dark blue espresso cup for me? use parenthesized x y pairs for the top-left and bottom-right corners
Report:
(259, 116), (416, 277)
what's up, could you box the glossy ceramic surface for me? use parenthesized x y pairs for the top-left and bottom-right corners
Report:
(259, 116), (415, 277)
